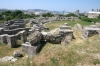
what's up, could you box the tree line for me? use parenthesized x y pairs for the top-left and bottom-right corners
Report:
(81, 16), (100, 22)
(0, 10), (37, 21)
(1, 10), (100, 22)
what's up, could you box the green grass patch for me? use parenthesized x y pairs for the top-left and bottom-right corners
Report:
(93, 59), (100, 65)
(50, 57), (59, 66)
(45, 20), (92, 30)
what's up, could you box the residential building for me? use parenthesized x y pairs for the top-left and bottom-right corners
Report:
(88, 9), (100, 18)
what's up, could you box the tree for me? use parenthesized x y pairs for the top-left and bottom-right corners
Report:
(0, 10), (41, 21)
(11, 10), (23, 18)
(64, 13), (78, 17)
(0, 14), (3, 20)
(2, 10), (12, 16)
(5, 16), (13, 21)
(42, 12), (54, 17)
(59, 14), (64, 17)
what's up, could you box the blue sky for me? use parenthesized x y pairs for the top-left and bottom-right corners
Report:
(0, 0), (100, 12)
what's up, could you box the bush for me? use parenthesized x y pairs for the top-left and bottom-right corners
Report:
(93, 59), (100, 65)
(81, 16), (100, 22)
(42, 12), (54, 17)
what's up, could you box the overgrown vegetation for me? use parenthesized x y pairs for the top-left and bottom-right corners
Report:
(42, 12), (54, 17)
(81, 16), (100, 22)
(59, 13), (78, 17)
(64, 13), (78, 17)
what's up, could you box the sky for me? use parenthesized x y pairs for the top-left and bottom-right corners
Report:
(0, 0), (100, 12)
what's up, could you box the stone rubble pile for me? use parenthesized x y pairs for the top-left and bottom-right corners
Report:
(0, 19), (30, 48)
(42, 23), (74, 44)
(0, 56), (18, 62)
(13, 50), (23, 57)
(21, 22), (74, 58)
(0, 18), (100, 59)
(22, 31), (42, 58)
(74, 23), (100, 38)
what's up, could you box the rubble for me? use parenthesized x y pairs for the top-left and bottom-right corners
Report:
(0, 18), (79, 58)
(42, 23), (74, 44)
(74, 23), (100, 38)
(7, 35), (18, 48)
(13, 50), (23, 57)
(0, 56), (18, 62)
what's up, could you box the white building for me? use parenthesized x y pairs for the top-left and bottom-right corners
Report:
(34, 12), (45, 15)
(88, 9), (100, 18)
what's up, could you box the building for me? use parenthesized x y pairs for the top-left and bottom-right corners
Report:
(74, 10), (79, 15)
(88, 9), (100, 18)
(84, 11), (88, 16)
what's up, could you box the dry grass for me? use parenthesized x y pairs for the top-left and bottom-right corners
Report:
(26, 22), (30, 27)
(30, 29), (100, 66)
(0, 44), (22, 58)
(1, 31), (100, 66)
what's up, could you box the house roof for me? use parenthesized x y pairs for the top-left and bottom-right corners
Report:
(88, 11), (100, 14)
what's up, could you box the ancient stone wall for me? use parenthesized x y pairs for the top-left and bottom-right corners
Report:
(21, 31), (42, 58)
(74, 24), (100, 38)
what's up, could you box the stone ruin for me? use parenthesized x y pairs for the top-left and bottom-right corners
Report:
(0, 19), (30, 48)
(0, 18), (74, 58)
(42, 23), (74, 44)
(74, 23), (100, 39)
(21, 22), (74, 58)
(22, 31), (42, 58)
(30, 17), (79, 25)
(30, 18), (49, 31)
(0, 17), (100, 59)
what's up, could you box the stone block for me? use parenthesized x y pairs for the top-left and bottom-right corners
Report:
(20, 30), (27, 43)
(13, 50), (23, 57)
(0, 34), (8, 44)
(22, 43), (41, 58)
(0, 28), (4, 35)
(74, 23), (83, 34)
(29, 31), (42, 45)
(7, 35), (18, 48)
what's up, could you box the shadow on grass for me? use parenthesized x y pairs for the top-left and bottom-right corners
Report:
(14, 44), (21, 48)
(37, 41), (47, 53)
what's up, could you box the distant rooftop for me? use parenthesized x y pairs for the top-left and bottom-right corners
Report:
(88, 11), (100, 14)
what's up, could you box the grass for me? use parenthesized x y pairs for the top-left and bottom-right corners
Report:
(0, 33), (100, 66)
(45, 20), (92, 30)
(93, 59), (100, 65)
(0, 40), (23, 58)
(26, 22), (30, 28)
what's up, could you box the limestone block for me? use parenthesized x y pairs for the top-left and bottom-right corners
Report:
(29, 31), (42, 45)
(74, 23), (83, 33)
(0, 28), (4, 35)
(7, 35), (18, 48)
(0, 34), (8, 44)
(20, 30), (27, 43)
(22, 43), (41, 58)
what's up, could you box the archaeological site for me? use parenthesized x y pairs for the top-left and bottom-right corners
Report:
(0, 16), (100, 60)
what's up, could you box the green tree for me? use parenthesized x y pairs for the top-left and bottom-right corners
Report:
(5, 16), (13, 21)
(11, 10), (23, 18)
(59, 14), (64, 17)
(42, 12), (54, 17)
(65, 13), (78, 17)
(2, 10), (12, 16)
(0, 14), (4, 20)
